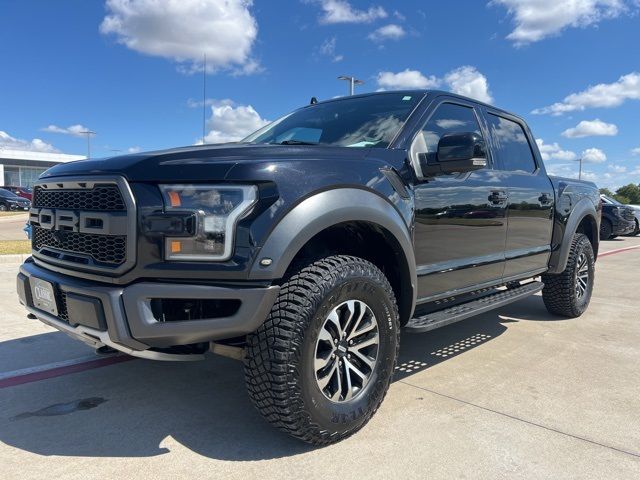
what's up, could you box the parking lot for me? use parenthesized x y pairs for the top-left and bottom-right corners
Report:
(1, 237), (639, 479)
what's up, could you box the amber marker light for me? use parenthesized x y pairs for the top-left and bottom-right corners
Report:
(168, 191), (181, 207)
(171, 240), (182, 253)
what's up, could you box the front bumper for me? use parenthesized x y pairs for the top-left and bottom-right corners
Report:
(612, 218), (636, 236)
(7, 203), (30, 211)
(17, 259), (279, 361)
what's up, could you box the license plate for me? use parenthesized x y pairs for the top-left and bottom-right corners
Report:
(30, 278), (58, 316)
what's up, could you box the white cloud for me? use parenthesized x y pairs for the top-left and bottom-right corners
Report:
(0, 130), (59, 153)
(581, 147), (607, 163)
(375, 66), (492, 103)
(316, 0), (387, 24)
(376, 69), (440, 89)
(608, 164), (627, 173)
(368, 24), (406, 42)
(127, 146), (142, 153)
(492, 0), (631, 45)
(536, 138), (578, 161)
(42, 124), (92, 137)
(200, 100), (269, 144)
(533, 72), (640, 115)
(319, 37), (343, 62)
(561, 119), (618, 138)
(100, 0), (259, 75)
(444, 66), (493, 103)
(631, 147), (640, 156)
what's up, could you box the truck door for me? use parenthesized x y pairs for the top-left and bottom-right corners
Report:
(483, 110), (554, 279)
(411, 99), (508, 302)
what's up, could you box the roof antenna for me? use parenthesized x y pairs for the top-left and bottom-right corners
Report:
(202, 53), (207, 145)
(310, 96), (318, 105)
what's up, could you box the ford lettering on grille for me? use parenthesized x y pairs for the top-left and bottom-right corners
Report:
(30, 179), (135, 274)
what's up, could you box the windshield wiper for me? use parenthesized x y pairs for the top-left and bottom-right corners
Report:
(271, 140), (319, 145)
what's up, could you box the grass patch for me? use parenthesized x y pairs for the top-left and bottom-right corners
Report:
(0, 211), (28, 217)
(0, 240), (31, 255)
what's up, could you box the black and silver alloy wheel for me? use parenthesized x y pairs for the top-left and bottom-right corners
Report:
(245, 255), (399, 445)
(575, 252), (590, 299)
(314, 300), (379, 403)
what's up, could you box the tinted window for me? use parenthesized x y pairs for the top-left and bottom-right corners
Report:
(487, 114), (536, 173)
(414, 103), (483, 163)
(244, 93), (422, 148)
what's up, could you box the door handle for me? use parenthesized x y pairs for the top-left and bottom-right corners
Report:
(488, 190), (508, 205)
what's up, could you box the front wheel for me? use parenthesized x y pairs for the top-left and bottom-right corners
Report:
(541, 233), (595, 318)
(244, 255), (400, 445)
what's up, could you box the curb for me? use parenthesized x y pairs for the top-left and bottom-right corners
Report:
(0, 253), (30, 264)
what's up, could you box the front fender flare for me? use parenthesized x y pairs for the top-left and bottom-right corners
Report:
(249, 188), (417, 315)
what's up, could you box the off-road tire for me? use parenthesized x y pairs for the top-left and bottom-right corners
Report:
(244, 255), (400, 445)
(632, 219), (640, 236)
(0, 204), (7, 211)
(599, 219), (612, 240)
(541, 233), (595, 318)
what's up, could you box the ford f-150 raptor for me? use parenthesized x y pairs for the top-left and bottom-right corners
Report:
(17, 91), (601, 445)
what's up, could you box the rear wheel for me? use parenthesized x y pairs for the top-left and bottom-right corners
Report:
(632, 219), (640, 236)
(0, 204), (7, 212)
(599, 219), (612, 240)
(541, 233), (595, 318)
(244, 255), (399, 445)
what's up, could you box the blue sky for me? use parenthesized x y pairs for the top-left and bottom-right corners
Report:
(0, 0), (639, 188)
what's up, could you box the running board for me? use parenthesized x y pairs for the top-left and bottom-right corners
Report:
(405, 281), (544, 333)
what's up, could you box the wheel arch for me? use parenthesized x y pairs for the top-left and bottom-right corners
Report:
(249, 188), (417, 323)
(547, 198), (599, 274)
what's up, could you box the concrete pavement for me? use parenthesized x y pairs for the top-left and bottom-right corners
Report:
(1, 237), (639, 479)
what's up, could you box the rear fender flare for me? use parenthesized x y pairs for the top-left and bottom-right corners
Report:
(547, 197), (599, 274)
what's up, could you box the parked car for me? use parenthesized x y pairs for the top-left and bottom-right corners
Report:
(599, 199), (635, 239)
(17, 90), (601, 445)
(1, 185), (33, 200)
(600, 194), (640, 236)
(0, 188), (31, 211)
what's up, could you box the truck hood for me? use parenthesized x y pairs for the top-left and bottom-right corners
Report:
(41, 143), (372, 182)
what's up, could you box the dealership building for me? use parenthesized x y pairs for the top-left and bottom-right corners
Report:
(0, 149), (85, 188)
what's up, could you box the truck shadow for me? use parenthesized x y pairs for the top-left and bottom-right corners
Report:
(0, 296), (566, 461)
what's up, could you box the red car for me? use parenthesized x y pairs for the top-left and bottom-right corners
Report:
(0, 185), (32, 200)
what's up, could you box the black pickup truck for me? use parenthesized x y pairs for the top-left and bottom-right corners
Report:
(17, 91), (601, 445)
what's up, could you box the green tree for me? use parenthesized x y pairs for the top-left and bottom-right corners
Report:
(599, 187), (614, 196)
(616, 184), (640, 204)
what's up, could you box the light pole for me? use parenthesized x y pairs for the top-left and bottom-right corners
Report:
(337, 75), (364, 96)
(79, 130), (96, 159)
(577, 157), (583, 180)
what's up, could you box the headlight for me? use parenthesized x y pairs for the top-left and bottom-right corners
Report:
(159, 184), (257, 261)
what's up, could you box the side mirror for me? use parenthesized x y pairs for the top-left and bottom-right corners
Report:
(419, 132), (487, 176)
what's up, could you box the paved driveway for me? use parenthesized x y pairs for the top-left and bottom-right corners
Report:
(1, 237), (639, 479)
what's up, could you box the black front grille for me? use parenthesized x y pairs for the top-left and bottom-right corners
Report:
(33, 226), (126, 265)
(33, 185), (125, 211)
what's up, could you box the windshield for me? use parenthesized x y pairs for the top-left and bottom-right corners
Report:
(243, 93), (423, 148)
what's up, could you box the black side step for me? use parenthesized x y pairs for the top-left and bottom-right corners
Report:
(405, 281), (544, 333)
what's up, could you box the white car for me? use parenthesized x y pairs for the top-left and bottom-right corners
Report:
(600, 194), (640, 236)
